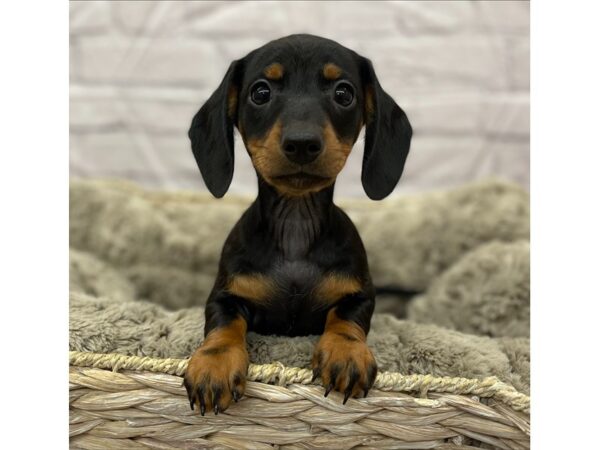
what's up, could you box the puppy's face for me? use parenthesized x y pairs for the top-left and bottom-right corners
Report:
(235, 39), (365, 196)
(190, 34), (412, 200)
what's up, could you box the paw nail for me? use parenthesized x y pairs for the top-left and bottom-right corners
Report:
(312, 368), (321, 382)
(324, 384), (333, 397)
(200, 405), (205, 416)
(343, 391), (351, 404)
(214, 405), (219, 415)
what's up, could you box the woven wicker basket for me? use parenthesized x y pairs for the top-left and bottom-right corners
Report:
(69, 352), (530, 449)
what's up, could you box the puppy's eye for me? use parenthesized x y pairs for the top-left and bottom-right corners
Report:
(250, 81), (271, 105)
(333, 82), (354, 107)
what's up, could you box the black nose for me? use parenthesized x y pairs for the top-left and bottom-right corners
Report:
(282, 133), (323, 165)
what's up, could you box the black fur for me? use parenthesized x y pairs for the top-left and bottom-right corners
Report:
(189, 34), (412, 200)
(185, 34), (412, 407)
(189, 33), (412, 336)
(189, 60), (244, 198)
(359, 57), (413, 200)
(206, 179), (375, 337)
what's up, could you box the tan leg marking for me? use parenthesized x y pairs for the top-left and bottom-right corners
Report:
(183, 317), (249, 415)
(312, 309), (377, 403)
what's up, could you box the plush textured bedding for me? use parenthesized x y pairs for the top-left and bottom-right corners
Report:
(69, 178), (530, 394)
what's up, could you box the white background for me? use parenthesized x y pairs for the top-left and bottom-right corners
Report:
(70, 1), (529, 197)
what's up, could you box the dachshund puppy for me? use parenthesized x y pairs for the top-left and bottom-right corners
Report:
(184, 34), (412, 415)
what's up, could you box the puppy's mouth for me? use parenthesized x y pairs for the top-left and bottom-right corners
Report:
(272, 172), (331, 188)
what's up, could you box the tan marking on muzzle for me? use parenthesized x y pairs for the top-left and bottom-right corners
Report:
(246, 120), (285, 179)
(245, 120), (354, 197)
(319, 121), (354, 178)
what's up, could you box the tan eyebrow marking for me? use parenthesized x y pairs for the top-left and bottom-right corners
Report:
(264, 63), (284, 80)
(323, 63), (343, 80)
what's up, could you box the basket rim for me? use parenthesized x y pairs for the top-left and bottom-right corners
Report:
(69, 351), (530, 413)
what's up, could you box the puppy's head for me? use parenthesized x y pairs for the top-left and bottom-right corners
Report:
(189, 34), (412, 199)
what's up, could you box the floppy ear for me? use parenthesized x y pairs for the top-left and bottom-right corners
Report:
(359, 57), (412, 200)
(188, 60), (244, 198)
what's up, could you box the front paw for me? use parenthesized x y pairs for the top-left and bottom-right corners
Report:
(311, 332), (378, 403)
(183, 343), (248, 415)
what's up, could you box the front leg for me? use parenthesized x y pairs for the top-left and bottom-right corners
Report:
(312, 295), (378, 403)
(183, 295), (250, 415)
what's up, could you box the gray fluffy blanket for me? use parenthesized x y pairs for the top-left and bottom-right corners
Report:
(69, 179), (530, 394)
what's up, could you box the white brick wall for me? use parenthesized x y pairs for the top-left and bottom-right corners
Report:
(70, 1), (529, 198)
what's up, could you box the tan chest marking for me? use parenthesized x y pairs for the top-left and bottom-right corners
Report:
(228, 272), (361, 307)
(227, 274), (276, 305)
(314, 273), (362, 305)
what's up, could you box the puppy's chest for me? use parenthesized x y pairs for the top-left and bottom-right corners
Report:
(269, 259), (322, 301)
(240, 254), (362, 336)
(264, 200), (331, 302)
(231, 244), (336, 335)
(254, 258), (328, 335)
(271, 197), (323, 260)
(231, 200), (360, 335)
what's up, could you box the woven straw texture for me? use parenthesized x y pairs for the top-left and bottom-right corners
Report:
(70, 352), (530, 449)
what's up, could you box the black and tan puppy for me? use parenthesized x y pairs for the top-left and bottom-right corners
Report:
(184, 34), (412, 415)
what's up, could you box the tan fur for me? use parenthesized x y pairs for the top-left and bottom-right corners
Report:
(246, 119), (284, 176)
(312, 309), (376, 398)
(318, 121), (354, 178)
(227, 273), (275, 305)
(202, 316), (247, 350)
(244, 120), (354, 197)
(264, 63), (284, 80)
(274, 178), (335, 198)
(365, 85), (375, 124)
(314, 273), (362, 305)
(323, 309), (367, 341)
(273, 177), (335, 198)
(323, 63), (342, 80)
(227, 86), (238, 119)
(185, 317), (249, 413)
